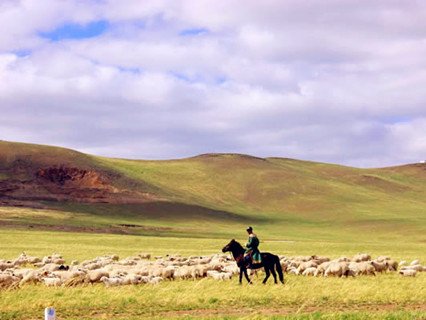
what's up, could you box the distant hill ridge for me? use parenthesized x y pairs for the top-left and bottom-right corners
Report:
(0, 140), (425, 240)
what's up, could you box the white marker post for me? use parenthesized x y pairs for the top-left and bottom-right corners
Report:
(45, 307), (56, 320)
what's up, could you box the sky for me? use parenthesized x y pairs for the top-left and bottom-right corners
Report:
(0, 0), (425, 168)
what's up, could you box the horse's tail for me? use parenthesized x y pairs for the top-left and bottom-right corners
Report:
(274, 255), (284, 284)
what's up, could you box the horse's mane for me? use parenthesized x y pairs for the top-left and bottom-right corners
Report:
(232, 240), (245, 251)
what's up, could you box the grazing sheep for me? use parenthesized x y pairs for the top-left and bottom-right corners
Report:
(324, 262), (349, 277)
(52, 258), (66, 265)
(302, 267), (317, 276)
(313, 256), (330, 264)
(0, 274), (20, 288)
(53, 270), (86, 282)
(149, 276), (163, 284)
(139, 253), (151, 260)
(288, 267), (299, 275)
(0, 262), (14, 271)
(402, 265), (423, 272)
(335, 257), (351, 263)
(1, 251), (419, 288)
(41, 263), (62, 272)
(122, 274), (142, 285)
(376, 256), (391, 262)
(352, 253), (371, 262)
(207, 271), (232, 281)
(297, 261), (318, 274)
(399, 269), (416, 277)
(222, 264), (239, 274)
(100, 276), (123, 287)
(314, 262), (331, 277)
(386, 260), (398, 271)
(87, 270), (110, 283)
(355, 262), (376, 276)
(410, 259), (420, 266)
(161, 266), (175, 280)
(371, 261), (387, 273)
(19, 270), (43, 286)
(174, 266), (192, 280)
(43, 277), (63, 287)
(85, 262), (102, 270)
(399, 260), (407, 267)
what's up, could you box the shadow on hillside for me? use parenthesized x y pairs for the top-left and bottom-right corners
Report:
(47, 200), (265, 224)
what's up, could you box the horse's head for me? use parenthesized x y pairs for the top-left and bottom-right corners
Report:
(222, 239), (236, 253)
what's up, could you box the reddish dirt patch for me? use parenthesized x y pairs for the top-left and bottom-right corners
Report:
(0, 165), (158, 205)
(62, 303), (426, 319)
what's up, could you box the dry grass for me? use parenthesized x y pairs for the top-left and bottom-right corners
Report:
(0, 229), (425, 319)
(0, 275), (425, 319)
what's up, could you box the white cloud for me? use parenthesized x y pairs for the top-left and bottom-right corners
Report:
(0, 0), (425, 167)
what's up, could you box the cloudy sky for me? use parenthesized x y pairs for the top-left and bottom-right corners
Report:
(1, 0), (425, 167)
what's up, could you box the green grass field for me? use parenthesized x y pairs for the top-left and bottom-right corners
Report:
(0, 229), (425, 320)
(0, 141), (425, 319)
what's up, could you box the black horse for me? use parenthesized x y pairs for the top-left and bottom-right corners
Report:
(222, 239), (284, 284)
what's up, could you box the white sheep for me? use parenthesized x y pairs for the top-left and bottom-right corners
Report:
(302, 267), (317, 276)
(398, 260), (407, 267)
(402, 265), (423, 272)
(162, 266), (175, 280)
(139, 253), (151, 260)
(288, 267), (299, 275)
(122, 274), (142, 285)
(371, 261), (387, 273)
(354, 262), (376, 276)
(399, 269), (416, 277)
(207, 270), (232, 280)
(88, 270), (109, 283)
(100, 276), (123, 287)
(324, 262), (349, 277)
(149, 276), (163, 284)
(0, 274), (20, 288)
(410, 259), (420, 266)
(43, 277), (63, 287)
(386, 260), (398, 271)
(352, 253), (371, 262)
(19, 270), (43, 286)
(314, 262), (331, 277)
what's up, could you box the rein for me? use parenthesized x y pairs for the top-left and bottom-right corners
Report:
(228, 242), (245, 266)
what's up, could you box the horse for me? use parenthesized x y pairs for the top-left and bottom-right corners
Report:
(222, 239), (284, 284)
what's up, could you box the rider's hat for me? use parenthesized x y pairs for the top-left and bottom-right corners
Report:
(246, 226), (253, 232)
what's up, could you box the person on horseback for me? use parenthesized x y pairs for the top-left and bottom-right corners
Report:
(244, 226), (261, 268)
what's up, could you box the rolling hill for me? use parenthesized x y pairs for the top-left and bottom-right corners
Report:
(0, 140), (425, 242)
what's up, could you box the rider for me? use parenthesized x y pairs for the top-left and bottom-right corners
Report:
(244, 226), (261, 268)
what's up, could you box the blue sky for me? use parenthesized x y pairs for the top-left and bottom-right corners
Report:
(40, 20), (109, 41)
(0, 0), (425, 167)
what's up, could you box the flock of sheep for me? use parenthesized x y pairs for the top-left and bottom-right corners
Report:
(0, 252), (424, 289)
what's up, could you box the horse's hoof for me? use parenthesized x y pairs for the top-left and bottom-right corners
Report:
(249, 282), (253, 285)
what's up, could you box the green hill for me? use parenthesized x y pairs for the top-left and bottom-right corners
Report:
(0, 140), (425, 242)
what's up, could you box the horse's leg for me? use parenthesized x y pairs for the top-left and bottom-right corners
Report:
(262, 267), (270, 284)
(239, 268), (243, 284)
(270, 265), (278, 284)
(244, 269), (252, 284)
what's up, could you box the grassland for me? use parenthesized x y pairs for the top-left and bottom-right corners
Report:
(1, 140), (425, 243)
(1, 275), (425, 320)
(0, 229), (425, 319)
(0, 141), (425, 319)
